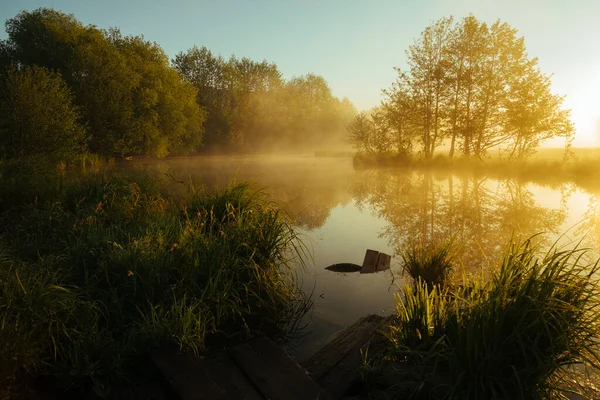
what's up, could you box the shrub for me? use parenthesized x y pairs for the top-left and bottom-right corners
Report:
(0, 66), (87, 162)
(379, 238), (600, 399)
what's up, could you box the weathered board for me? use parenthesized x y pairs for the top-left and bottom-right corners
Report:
(203, 355), (263, 400)
(303, 314), (392, 399)
(229, 336), (330, 400)
(151, 350), (225, 400)
(360, 250), (380, 274)
(375, 252), (391, 272)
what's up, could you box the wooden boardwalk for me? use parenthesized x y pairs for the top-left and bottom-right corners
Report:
(150, 315), (391, 400)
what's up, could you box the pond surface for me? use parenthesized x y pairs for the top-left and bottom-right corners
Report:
(123, 155), (600, 360)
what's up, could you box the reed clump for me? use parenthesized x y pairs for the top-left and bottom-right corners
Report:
(372, 238), (600, 399)
(0, 165), (308, 398)
(400, 239), (456, 290)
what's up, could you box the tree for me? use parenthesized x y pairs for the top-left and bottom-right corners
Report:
(502, 67), (574, 159)
(0, 66), (87, 162)
(382, 15), (573, 161)
(175, 46), (355, 152)
(347, 112), (374, 153)
(173, 46), (235, 150)
(3, 9), (204, 157)
(405, 17), (453, 159)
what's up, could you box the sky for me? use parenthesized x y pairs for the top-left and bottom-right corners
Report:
(1, 0), (599, 146)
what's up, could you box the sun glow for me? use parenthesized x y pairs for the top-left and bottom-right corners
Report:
(563, 73), (600, 147)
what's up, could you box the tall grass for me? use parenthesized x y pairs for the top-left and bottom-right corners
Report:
(401, 239), (456, 290)
(377, 238), (600, 399)
(0, 166), (309, 398)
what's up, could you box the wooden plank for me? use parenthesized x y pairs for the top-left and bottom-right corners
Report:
(151, 350), (225, 400)
(360, 250), (380, 274)
(303, 315), (392, 399)
(230, 336), (330, 400)
(375, 252), (391, 272)
(203, 355), (263, 400)
(303, 315), (388, 379)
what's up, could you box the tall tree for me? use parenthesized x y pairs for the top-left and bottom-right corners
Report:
(381, 15), (573, 161)
(0, 66), (87, 162)
(4, 8), (204, 157)
(405, 17), (453, 158)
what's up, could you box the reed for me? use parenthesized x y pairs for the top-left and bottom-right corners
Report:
(0, 167), (309, 397)
(376, 238), (600, 399)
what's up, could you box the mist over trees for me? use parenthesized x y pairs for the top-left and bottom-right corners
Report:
(349, 15), (574, 161)
(0, 8), (355, 161)
(173, 47), (356, 152)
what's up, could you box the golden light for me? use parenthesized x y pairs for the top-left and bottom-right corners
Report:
(563, 72), (600, 147)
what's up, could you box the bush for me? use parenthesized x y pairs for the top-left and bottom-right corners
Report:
(377, 238), (600, 399)
(0, 66), (87, 162)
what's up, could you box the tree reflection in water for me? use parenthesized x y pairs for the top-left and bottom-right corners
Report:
(351, 169), (569, 275)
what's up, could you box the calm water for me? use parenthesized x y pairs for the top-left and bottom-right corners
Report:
(123, 155), (600, 360)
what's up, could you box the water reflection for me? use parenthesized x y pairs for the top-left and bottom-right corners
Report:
(122, 156), (593, 359)
(352, 170), (569, 272)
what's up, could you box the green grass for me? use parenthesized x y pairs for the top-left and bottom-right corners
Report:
(0, 163), (309, 398)
(401, 239), (456, 290)
(369, 237), (600, 399)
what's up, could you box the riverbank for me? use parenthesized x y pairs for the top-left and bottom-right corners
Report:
(0, 163), (309, 398)
(353, 149), (600, 191)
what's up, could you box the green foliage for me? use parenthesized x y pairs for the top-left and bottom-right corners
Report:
(359, 15), (574, 162)
(2, 8), (205, 157)
(174, 46), (356, 152)
(377, 238), (600, 399)
(0, 65), (87, 162)
(401, 239), (456, 290)
(0, 168), (307, 397)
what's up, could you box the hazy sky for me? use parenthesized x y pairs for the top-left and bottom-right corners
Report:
(1, 0), (599, 145)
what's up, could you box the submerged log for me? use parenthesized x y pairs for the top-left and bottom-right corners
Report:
(325, 263), (362, 273)
(326, 250), (392, 274)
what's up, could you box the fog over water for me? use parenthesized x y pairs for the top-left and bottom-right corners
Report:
(123, 155), (600, 359)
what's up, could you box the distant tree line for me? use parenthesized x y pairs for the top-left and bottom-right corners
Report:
(0, 8), (355, 162)
(348, 16), (574, 161)
(174, 47), (356, 152)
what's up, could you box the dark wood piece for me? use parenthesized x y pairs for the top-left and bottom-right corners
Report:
(204, 356), (263, 400)
(230, 336), (330, 400)
(303, 315), (392, 400)
(151, 350), (225, 400)
(360, 250), (380, 274)
(375, 253), (391, 272)
(229, 337), (329, 400)
(325, 263), (362, 273)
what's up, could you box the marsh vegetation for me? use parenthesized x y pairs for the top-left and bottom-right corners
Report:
(0, 164), (309, 397)
(1, 5), (600, 400)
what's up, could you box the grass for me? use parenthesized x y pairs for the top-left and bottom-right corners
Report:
(401, 239), (456, 290)
(365, 237), (600, 399)
(0, 161), (309, 398)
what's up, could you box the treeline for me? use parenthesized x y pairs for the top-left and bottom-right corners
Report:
(174, 47), (356, 152)
(348, 15), (573, 161)
(0, 8), (355, 162)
